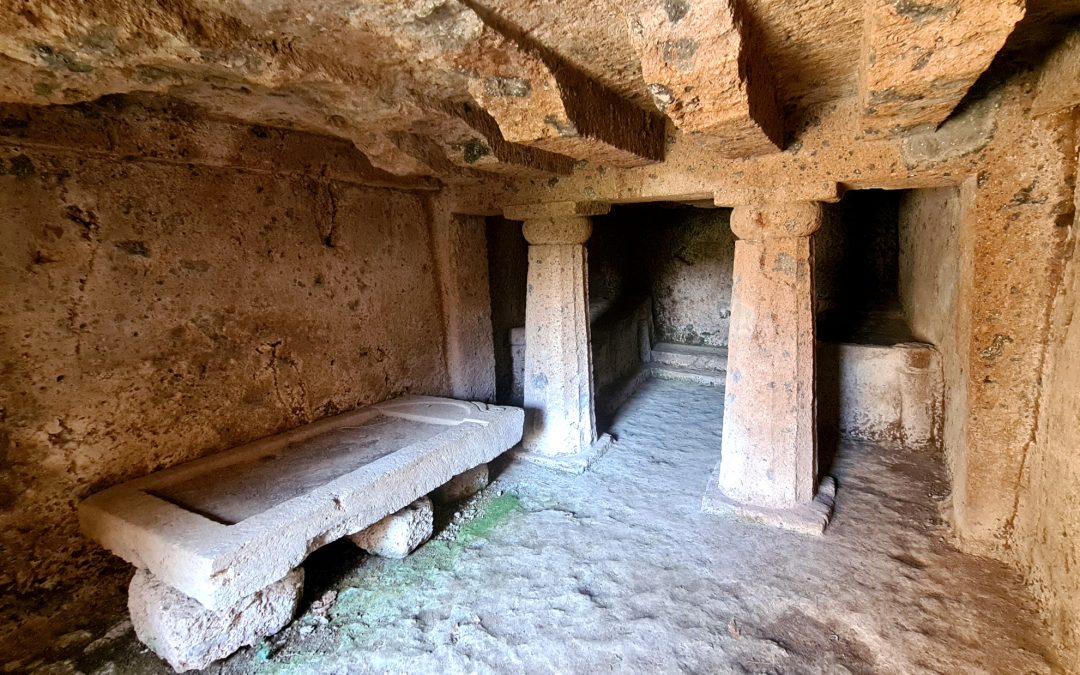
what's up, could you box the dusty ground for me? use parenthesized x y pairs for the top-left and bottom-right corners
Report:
(37, 379), (1056, 674)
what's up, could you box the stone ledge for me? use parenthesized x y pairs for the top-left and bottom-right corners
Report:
(646, 364), (726, 387)
(651, 342), (728, 372)
(79, 395), (523, 609)
(702, 469), (837, 536)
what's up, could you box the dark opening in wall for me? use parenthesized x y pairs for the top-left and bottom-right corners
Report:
(484, 216), (527, 406)
(816, 187), (957, 469)
(593, 203), (735, 349)
(816, 189), (911, 344)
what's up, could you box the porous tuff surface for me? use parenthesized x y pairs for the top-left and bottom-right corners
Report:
(128, 568), (303, 672)
(349, 497), (434, 559)
(79, 396), (523, 609)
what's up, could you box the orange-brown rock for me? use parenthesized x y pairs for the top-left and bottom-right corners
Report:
(1033, 29), (1080, 117)
(625, 0), (783, 156)
(858, 0), (1025, 137)
(462, 26), (665, 167)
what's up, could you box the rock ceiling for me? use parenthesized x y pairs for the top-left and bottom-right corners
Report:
(0, 0), (1076, 183)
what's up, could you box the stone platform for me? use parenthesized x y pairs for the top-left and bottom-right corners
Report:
(80, 396), (523, 611)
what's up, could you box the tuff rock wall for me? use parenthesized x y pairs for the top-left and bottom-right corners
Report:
(0, 119), (477, 661)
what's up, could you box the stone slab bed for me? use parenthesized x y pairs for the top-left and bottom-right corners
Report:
(80, 396), (524, 611)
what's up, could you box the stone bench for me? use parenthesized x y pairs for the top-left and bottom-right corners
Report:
(79, 395), (523, 670)
(817, 341), (943, 450)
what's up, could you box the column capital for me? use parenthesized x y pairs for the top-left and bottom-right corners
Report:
(503, 201), (611, 222)
(522, 217), (592, 245)
(730, 201), (823, 241)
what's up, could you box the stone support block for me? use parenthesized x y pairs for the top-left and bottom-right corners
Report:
(704, 201), (834, 533)
(463, 31), (666, 167)
(626, 0), (783, 156)
(348, 497), (434, 559)
(432, 464), (490, 504)
(858, 0), (1024, 137)
(129, 568), (303, 672)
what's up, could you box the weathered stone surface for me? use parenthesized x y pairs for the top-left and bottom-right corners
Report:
(1032, 29), (1080, 117)
(900, 88), (1002, 165)
(714, 202), (822, 509)
(2, 0), (1080, 667)
(349, 497), (434, 559)
(858, 0), (1024, 137)
(438, 101), (576, 177)
(508, 297), (653, 411)
(462, 26), (666, 167)
(80, 396), (523, 609)
(0, 96), (442, 191)
(728, 200), (824, 240)
(954, 113), (1076, 555)
(431, 464), (490, 504)
(129, 568), (303, 672)
(1012, 180), (1080, 668)
(0, 0), (660, 177)
(0, 0), (1056, 180)
(0, 137), (467, 661)
(819, 342), (944, 450)
(703, 473), (836, 536)
(650, 343), (727, 373)
(634, 206), (736, 348)
(626, 0), (783, 156)
(505, 200), (612, 221)
(0, 1), (470, 175)
(429, 203), (498, 402)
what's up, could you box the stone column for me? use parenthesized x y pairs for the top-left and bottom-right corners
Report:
(504, 201), (612, 472)
(702, 201), (836, 534)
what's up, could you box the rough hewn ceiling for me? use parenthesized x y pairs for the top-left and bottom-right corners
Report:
(0, 0), (1076, 184)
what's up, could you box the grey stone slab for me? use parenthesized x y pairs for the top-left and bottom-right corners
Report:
(80, 396), (523, 610)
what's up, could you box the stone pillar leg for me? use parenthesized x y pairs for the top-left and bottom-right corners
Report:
(504, 201), (613, 473)
(129, 568), (303, 672)
(702, 201), (836, 534)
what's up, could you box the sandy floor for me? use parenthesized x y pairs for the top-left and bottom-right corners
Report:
(54, 379), (1055, 674)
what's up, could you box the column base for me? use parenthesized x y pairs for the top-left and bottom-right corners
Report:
(511, 433), (615, 474)
(702, 466), (837, 536)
